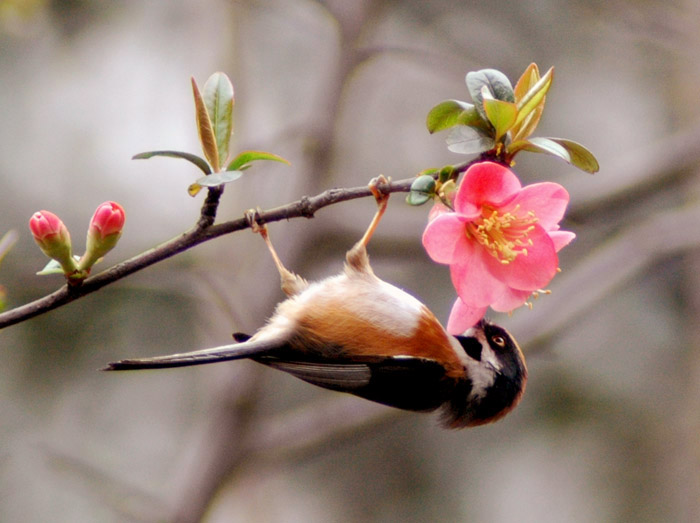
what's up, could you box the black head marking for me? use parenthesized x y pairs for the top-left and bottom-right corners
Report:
(481, 322), (525, 381)
(456, 335), (482, 361)
(443, 319), (528, 428)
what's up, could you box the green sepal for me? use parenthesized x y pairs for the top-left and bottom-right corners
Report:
(202, 72), (234, 168)
(508, 137), (599, 173)
(133, 150), (212, 175)
(79, 227), (123, 272)
(226, 150), (291, 171)
(406, 175), (436, 206)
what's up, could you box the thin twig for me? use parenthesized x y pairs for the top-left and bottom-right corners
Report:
(0, 177), (416, 330)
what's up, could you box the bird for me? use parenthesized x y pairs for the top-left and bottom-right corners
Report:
(104, 177), (527, 428)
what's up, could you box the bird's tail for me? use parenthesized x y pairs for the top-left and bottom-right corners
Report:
(102, 336), (280, 371)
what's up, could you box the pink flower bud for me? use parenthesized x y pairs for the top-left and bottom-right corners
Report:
(79, 201), (125, 271)
(89, 201), (126, 240)
(29, 210), (65, 244)
(29, 210), (77, 273)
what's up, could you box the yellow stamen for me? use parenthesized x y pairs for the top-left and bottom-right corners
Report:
(507, 289), (555, 315)
(466, 204), (538, 264)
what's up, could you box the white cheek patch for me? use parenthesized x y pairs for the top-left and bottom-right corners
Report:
(464, 356), (496, 399)
(462, 330), (499, 399)
(481, 345), (502, 372)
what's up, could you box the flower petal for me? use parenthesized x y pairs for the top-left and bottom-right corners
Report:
(455, 161), (521, 210)
(550, 230), (576, 252)
(488, 225), (558, 291)
(427, 201), (451, 222)
(491, 287), (531, 312)
(446, 298), (487, 335)
(451, 251), (506, 307)
(422, 213), (469, 264)
(508, 182), (570, 231)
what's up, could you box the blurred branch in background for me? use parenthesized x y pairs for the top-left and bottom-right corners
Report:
(568, 119), (700, 215)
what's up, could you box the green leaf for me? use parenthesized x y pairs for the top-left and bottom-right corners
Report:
(36, 256), (80, 275)
(507, 137), (599, 173)
(544, 138), (599, 173)
(466, 69), (514, 122)
(133, 150), (212, 175)
(438, 165), (455, 183)
(406, 191), (431, 206)
(196, 170), (244, 186)
(510, 104), (544, 143)
(481, 88), (518, 142)
(202, 72), (234, 168)
(426, 100), (483, 134)
(513, 63), (540, 102)
(191, 77), (220, 172)
(417, 167), (439, 177)
(406, 175), (437, 205)
(508, 136), (567, 158)
(226, 150), (291, 171)
(512, 67), (553, 133)
(511, 63), (545, 141)
(188, 170), (244, 196)
(37, 259), (65, 275)
(446, 125), (495, 155)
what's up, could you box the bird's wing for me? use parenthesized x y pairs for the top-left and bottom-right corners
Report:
(103, 336), (281, 370)
(258, 354), (452, 412)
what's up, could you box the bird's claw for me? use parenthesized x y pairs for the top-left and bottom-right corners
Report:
(368, 175), (391, 208)
(244, 208), (266, 235)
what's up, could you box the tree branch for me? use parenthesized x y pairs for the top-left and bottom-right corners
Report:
(0, 177), (416, 330)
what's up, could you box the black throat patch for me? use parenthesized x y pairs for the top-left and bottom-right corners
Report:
(456, 335), (482, 361)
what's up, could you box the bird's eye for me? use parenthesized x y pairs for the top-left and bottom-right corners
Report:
(491, 335), (506, 347)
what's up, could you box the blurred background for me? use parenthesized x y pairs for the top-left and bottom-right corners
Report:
(1, 0), (699, 521)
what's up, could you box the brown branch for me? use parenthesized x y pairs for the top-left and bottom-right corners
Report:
(0, 177), (417, 330)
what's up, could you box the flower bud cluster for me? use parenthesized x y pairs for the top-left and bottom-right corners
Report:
(29, 201), (125, 282)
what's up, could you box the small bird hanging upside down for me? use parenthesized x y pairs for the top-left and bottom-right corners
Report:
(104, 177), (527, 428)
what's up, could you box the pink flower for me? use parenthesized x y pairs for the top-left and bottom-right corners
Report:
(422, 161), (575, 333)
(29, 210), (77, 272)
(79, 201), (125, 271)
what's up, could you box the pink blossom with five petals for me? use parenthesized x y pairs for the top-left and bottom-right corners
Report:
(422, 161), (575, 333)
